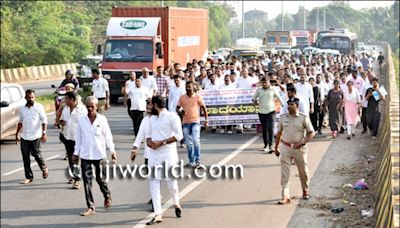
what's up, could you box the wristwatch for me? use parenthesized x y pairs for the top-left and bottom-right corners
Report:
(42, 131), (47, 135)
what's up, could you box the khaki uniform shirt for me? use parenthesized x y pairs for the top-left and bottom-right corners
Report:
(278, 112), (314, 144)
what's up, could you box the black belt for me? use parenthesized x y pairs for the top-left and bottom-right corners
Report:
(97, 97), (106, 100)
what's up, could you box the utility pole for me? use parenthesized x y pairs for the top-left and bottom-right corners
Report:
(316, 5), (319, 30)
(281, 0), (284, 31)
(303, 1), (306, 29)
(242, 0), (245, 38)
(323, 8), (326, 30)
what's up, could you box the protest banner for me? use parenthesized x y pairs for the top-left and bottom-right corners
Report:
(199, 89), (260, 126)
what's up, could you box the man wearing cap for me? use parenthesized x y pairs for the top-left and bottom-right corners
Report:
(274, 97), (315, 205)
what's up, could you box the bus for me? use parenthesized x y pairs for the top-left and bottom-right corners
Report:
(317, 28), (358, 54)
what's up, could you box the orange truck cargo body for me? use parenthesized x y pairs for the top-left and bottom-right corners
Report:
(101, 6), (209, 102)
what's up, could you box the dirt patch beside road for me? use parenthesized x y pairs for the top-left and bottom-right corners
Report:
(287, 128), (379, 228)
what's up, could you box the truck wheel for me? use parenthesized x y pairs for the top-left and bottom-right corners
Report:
(110, 95), (119, 104)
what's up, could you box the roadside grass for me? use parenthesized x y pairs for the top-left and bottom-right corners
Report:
(36, 89), (92, 113)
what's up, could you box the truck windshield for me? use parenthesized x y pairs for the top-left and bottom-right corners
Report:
(321, 36), (350, 49)
(267, 36), (276, 44)
(279, 36), (288, 44)
(296, 37), (308, 44)
(104, 40), (153, 62)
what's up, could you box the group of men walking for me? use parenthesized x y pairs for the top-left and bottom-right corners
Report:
(15, 47), (387, 225)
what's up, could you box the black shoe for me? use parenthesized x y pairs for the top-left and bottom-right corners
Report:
(175, 207), (182, 218)
(361, 130), (367, 134)
(347, 136), (351, 140)
(268, 146), (274, 154)
(352, 133), (355, 137)
(317, 129), (322, 134)
(212, 128), (216, 133)
(146, 215), (162, 225)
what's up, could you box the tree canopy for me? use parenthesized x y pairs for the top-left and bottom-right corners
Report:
(0, 0), (235, 69)
(232, 1), (399, 54)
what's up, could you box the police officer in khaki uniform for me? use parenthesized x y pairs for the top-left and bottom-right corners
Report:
(274, 97), (315, 205)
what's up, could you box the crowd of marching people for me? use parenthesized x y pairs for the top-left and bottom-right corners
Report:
(16, 47), (387, 223)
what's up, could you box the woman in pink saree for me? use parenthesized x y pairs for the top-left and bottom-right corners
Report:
(343, 81), (361, 140)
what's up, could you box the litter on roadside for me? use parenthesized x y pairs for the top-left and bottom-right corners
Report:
(353, 178), (368, 190)
(331, 207), (344, 213)
(343, 183), (353, 188)
(361, 209), (374, 217)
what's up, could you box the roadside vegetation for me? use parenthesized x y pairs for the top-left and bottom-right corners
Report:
(36, 89), (92, 113)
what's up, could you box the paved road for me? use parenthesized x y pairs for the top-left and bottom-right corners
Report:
(0, 103), (332, 228)
(19, 79), (62, 96)
(1, 45), (384, 227)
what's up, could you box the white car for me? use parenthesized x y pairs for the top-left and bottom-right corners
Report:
(1, 83), (26, 140)
(302, 47), (320, 55)
(215, 48), (231, 58)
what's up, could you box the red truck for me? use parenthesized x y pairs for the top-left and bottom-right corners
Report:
(101, 6), (209, 103)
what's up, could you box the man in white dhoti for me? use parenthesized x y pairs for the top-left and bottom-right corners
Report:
(145, 96), (183, 225)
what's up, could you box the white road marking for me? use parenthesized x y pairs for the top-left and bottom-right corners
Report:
(2, 154), (60, 176)
(132, 135), (259, 228)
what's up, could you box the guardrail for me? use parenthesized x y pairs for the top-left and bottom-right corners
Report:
(0, 63), (77, 83)
(374, 42), (400, 228)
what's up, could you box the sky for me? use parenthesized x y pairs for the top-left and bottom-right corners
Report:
(222, 0), (395, 20)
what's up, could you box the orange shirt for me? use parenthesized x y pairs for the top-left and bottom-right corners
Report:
(177, 93), (205, 124)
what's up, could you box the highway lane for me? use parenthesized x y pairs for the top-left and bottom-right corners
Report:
(2, 46), (385, 227)
(19, 79), (63, 96)
(0, 104), (257, 227)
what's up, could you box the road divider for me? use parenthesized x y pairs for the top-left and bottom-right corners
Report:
(0, 63), (77, 83)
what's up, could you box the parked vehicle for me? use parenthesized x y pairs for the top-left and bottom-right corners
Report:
(76, 55), (102, 90)
(215, 48), (231, 59)
(101, 6), (209, 103)
(1, 83), (25, 140)
(230, 47), (254, 59)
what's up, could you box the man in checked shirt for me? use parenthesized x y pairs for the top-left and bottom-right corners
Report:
(154, 66), (170, 107)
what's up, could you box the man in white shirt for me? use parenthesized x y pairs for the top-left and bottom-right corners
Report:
(168, 75), (186, 113)
(236, 68), (257, 89)
(295, 74), (314, 116)
(141, 67), (158, 97)
(60, 92), (87, 189)
(72, 96), (117, 216)
(229, 72), (238, 88)
(126, 78), (151, 137)
(204, 74), (219, 91)
(91, 68), (110, 114)
(123, 71), (136, 128)
(16, 89), (48, 184)
(145, 96), (183, 225)
(219, 75), (236, 90)
(339, 72), (348, 94)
